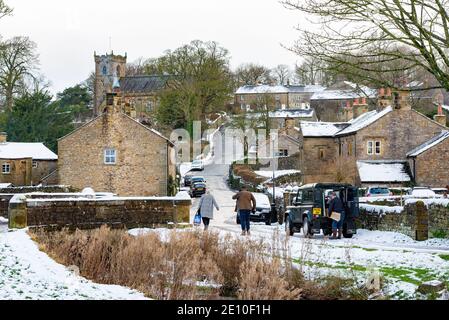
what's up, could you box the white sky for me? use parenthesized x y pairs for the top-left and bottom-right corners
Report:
(1, 0), (305, 94)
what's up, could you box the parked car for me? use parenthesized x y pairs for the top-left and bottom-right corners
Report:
(191, 160), (204, 171)
(184, 174), (194, 187)
(236, 193), (276, 225)
(365, 186), (392, 197)
(408, 187), (436, 198)
(432, 188), (448, 196)
(190, 182), (207, 198)
(191, 176), (206, 185)
(284, 183), (359, 239)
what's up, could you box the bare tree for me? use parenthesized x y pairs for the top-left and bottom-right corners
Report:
(295, 57), (334, 85)
(235, 63), (273, 86)
(0, 0), (12, 20)
(283, 0), (449, 91)
(0, 36), (39, 110)
(272, 64), (291, 85)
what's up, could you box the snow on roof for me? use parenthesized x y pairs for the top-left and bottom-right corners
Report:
(443, 105), (449, 112)
(236, 84), (326, 95)
(236, 85), (289, 94)
(0, 142), (57, 160)
(357, 160), (411, 183)
(407, 131), (449, 157)
(336, 106), (393, 136)
(286, 85), (326, 93)
(311, 83), (377, 100)
(300, 121), (349, 137)
(269, 109), (315, 118)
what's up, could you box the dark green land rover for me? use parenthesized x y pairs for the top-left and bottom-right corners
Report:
(285, 183), (359, 238)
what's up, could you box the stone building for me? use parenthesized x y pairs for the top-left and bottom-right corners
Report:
(298, 89), (448, 187)
(235, 84), (325, 112)
(58, 94), (176, 196)
(310, 81), (377, 122)
(407, 131), (449, 187)
(93, 52), (170, 120)
(0, 133), (58, 186)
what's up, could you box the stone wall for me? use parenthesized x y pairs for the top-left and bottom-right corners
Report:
(357, 202), (449, 240)
(410, 137), (449, 188)
(299, 137), (338, 184)
(0, 186), (76, 218)
(9, 195), (191, 231)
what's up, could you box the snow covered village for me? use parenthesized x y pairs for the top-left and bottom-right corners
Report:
(1, 0), (449, 305)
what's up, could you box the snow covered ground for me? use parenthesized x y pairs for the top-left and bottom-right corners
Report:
(0, 220), (148, 300)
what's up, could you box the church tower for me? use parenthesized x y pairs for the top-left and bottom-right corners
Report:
(93, 51), (127, 115)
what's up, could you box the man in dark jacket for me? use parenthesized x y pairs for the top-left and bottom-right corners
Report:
(328, 192), (345, 240)
(232, 186), (256, 236)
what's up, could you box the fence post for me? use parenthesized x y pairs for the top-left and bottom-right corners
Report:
(415, 201), (429, 241)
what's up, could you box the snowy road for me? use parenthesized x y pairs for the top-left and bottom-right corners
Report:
(186, 130), (449, 299)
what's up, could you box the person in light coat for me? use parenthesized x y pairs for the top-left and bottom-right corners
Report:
(198, 191), (220, 230)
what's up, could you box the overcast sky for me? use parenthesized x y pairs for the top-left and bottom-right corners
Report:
(1, 0), (305, 94)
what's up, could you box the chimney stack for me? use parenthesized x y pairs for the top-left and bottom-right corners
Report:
(0, 132), (7, 143)
(377, 87), (392, 110)
(434, 104), (447, 126)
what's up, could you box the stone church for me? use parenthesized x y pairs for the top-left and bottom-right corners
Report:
(93, 52), (169, 121)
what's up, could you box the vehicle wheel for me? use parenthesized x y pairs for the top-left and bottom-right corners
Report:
(302, 217), (312, 238)
(323, 229), (332, 236)
(343, 224), (353, 239)
(285, 217), (294, 236)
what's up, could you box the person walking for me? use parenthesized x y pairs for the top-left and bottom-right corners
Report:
(327, 192), (345, 240)
(232, 186), (256, 236)
(198, 191), (219, 231)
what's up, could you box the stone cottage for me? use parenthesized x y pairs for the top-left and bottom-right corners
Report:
(298, 89), (448, 187)
(407, 130), (449, 187)
(0, 133), (58, 186)
(58, 94), (176, 196)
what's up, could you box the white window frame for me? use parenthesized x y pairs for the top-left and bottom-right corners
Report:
(104, 149), (117, 165)
(367, 141), (374, 155)
(2, 163), (11, 174)
(375, 141), (382, 155)
(32, 161), (38, 168)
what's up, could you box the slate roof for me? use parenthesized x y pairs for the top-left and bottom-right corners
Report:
(407, 130), (449, 157)
(119, 75), (170, 93)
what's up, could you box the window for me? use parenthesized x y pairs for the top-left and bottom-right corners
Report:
(319, 148), (325, 160)
(347, 142), (353, 156)
(240, 95), (245, 102)
(367, 141), (381, 155)
(375, 141), (381, 155)
(116, 65), (121, 77)
(302, 190), (314, 202)
(146, 100), (154, 112)
(277, 149), (288, 157)
(367, 141), (374, 155)
(104, 149), (116, 165)
(102, 65), (107, 75)
(2, 163), (10, 174)
(32, 161), (38, 168)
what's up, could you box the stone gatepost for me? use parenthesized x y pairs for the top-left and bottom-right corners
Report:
(415, 201), (429, 241)
(8, 194), (28, 229)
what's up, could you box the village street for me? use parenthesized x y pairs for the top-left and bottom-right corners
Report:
(186, 129), (449, 299)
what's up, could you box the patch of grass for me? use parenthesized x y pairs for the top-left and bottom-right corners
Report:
(431, 229), (448, 239)
(440, 255), (449, 261)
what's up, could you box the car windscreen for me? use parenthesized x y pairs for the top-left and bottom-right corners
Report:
(370, 188), (390, 194)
